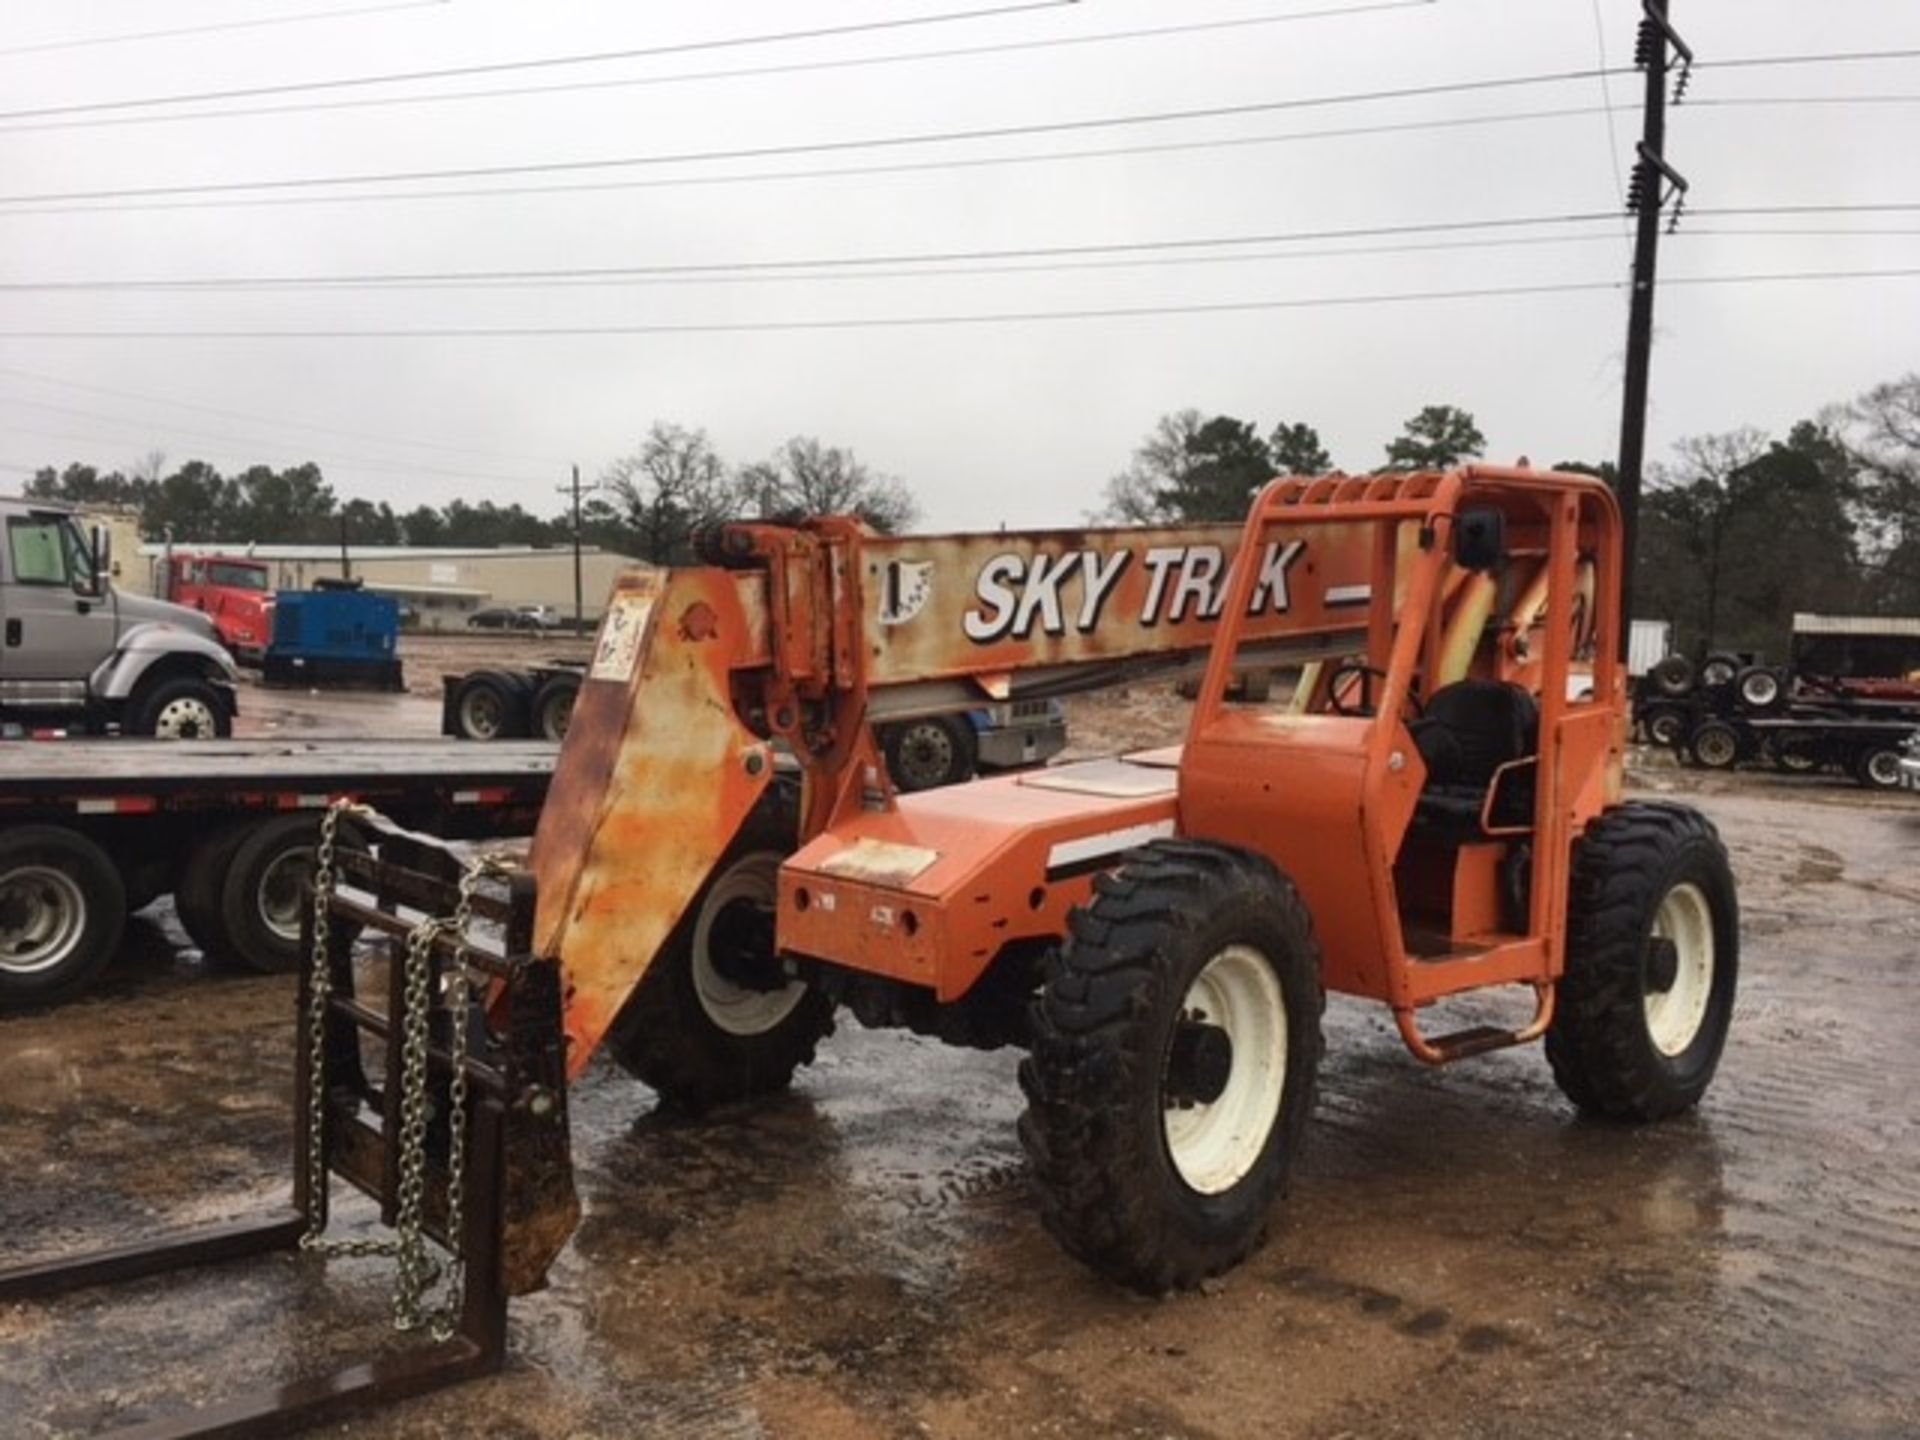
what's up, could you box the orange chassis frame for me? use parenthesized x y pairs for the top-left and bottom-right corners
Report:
(531, 466), (1624, 1076)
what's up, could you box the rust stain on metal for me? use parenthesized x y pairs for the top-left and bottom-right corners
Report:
(530, 566), (772, 1079)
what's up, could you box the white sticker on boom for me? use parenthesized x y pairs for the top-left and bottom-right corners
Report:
(589, 590), (656, 682)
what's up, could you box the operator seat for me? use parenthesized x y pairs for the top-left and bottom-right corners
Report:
(1408, 680), (1539, 837)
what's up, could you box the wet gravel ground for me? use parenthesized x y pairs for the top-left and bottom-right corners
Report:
(3, 719), (1918, 1437)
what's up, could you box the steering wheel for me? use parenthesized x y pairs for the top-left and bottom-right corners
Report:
(1326, 662), (1425, 720)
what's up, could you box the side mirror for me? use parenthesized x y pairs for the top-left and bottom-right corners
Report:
(1453, 506), (1506, 572)
(91, 525), (112, 595)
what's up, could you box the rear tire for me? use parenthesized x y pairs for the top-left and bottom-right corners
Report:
(0, 825), (126, 1006)
(1546, 803), (1738, 1121)
(1649, 654), (1695, 697)
(1855, 744), (1905, 791)
(216, 815), (366, 974)
(1018, 840), (1323, 1293)
(1688, 720), (1740, 770)
(532, 674), (579, 742)
(177, 823), (249, 964)
(1700, 652), (1740, 689)
(607, 813), (834, 1109)
(450, 671), (529, 741)
(1735, 665), (1786, 713)
(1642, 705), (1686, 748)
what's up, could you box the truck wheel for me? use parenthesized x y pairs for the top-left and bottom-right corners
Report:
(1854, 744), (1905, 791)
(532, 674), (579, 742)
(1736, 666), (1787, 713)
(1648, 654), (1695, 696)
(0, 825), (126, 1006)
(1641, 706), (1686, 748)
(1688, 720), (1740, 770)
(1770, 737), (1819, 773)
(607, 830), (834, 1109)
(451, 671), (528, 742)
(1018, 840), (1323, 1293)
(881, 715), (978, 792)
(176, 823), (250, 964)
(216, 815), (367, 974)
(1699, 652), (1740, 689)
(130, 676), (231, 739)
(1546, 803), (1737, 1121)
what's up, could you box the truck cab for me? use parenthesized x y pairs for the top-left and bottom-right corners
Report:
(166, 553), (275, 663)
(0, 498), (238, 737)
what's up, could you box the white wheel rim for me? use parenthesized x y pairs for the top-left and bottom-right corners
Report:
(690, 852), (807, 1037)
(154, 695), (217, 739)
(1696, 730), (1735, 766)
(0, 865), (87, 975)
(1162, 944), (1288, 1196)
(542, 691), (574, 740)
(461, 689), (502, 739)
(257, 846), (314, 943)
(1868, 751), (1901, 786)
(1645, 882), (1715, 1057)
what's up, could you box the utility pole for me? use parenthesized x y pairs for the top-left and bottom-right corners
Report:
(1616, 0), (1691, 656)
(569, 464), (583, 634)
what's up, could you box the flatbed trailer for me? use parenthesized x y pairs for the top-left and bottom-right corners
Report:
(0, 739), (556, 1006)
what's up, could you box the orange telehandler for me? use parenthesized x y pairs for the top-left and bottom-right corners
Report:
(3, 465), (1739, 1437)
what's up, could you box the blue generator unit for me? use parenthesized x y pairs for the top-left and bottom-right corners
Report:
(261, 578), (405, 690)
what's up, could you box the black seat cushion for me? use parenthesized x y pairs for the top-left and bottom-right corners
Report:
(1409, 681), (1540, 841)
(1410, 681), (1539, 789)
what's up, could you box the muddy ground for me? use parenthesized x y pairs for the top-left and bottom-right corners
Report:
(3, 672), (1918, 1438)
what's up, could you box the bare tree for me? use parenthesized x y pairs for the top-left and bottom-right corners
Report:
(600, 422), (738, 564)
(737, 436), (918, 533)
(1095, 409), (1206, 524)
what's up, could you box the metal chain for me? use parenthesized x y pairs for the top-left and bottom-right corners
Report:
(298, 795), (514, 1339)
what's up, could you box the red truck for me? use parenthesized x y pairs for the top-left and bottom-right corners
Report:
(165, 553), (275, 663)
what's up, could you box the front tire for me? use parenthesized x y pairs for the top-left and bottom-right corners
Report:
(1546, 803), (1738, 1121)
(607, 821), (834, 1109)
(0, 825), (126, 1006)
(130, 676), (231, 739)
(1018, 840), (1323, 1294)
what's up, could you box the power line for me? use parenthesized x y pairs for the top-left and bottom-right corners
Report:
(13, 227), (1917, 295)
(0, 106), (1628, 220)
(0, 72), (1636, 209)
(5, 208), (1914, 294)
(0, 2), (1436, 136)
(1587, 0), (1631, 253)
(0, 363), (557, 467)
(0, 210), (1632, 291)
(0, 2), (449, 58)
(0, 1), (1078, 124)
(1, 269), (1913, 340)
(0, 82), (1907, 220)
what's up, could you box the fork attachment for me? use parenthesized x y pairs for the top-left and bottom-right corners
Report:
(0, 813), (580, 1440)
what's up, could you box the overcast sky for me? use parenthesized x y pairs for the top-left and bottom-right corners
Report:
(0, 0), (1915, 532)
